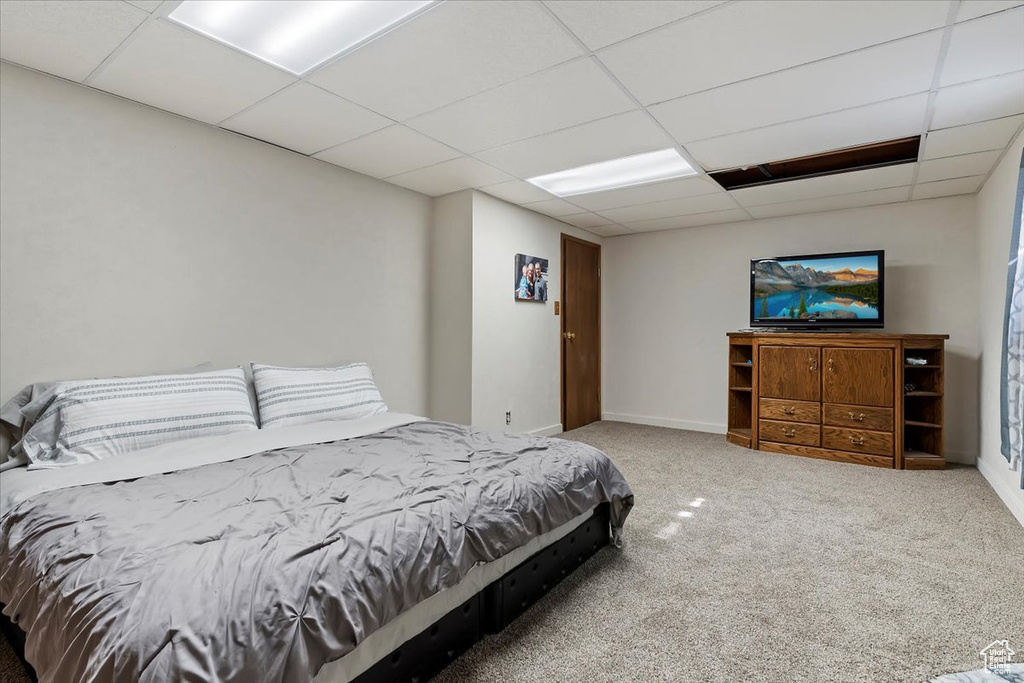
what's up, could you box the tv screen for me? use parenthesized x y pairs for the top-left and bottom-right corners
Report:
(750, 250), (884, 328)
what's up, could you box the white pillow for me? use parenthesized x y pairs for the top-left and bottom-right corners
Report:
(251, 363), (387, 429)
(1, 361), (216, 465)
(19, 368), (258, 468)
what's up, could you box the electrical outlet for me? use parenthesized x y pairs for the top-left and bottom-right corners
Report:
(505, 411), (511, 426)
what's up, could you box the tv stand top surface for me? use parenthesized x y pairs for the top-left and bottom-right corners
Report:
(728, 330), (949, 340)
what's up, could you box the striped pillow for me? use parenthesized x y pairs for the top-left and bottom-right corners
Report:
(251, 363), (387, 429)
(19, 369), (257, 468)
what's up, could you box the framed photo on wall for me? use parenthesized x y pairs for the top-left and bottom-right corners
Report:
(514, 254), (549, 302)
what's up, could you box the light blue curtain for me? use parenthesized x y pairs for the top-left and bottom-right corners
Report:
(999, 150), (1024, 489)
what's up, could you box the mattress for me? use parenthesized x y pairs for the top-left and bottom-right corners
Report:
(0, 414), (633, 683)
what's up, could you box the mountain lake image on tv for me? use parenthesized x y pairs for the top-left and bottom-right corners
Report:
(751, 250), (883, 328)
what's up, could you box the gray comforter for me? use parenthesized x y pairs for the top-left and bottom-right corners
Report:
(0, 420), (633, 682)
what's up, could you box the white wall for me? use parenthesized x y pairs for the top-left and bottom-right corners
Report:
(602, 197), (981, 462)
(429, 191), (473, 423)
(976, 129), (1024, 525)
(0, 63), (432, 414)
(471, 191), (600, 434)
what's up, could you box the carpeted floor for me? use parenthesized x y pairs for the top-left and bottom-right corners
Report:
(433, 422), (1024, 683)
(1, 422), (1022, 682)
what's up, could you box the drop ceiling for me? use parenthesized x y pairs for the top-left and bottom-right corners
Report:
(1, 0), (1022, 237)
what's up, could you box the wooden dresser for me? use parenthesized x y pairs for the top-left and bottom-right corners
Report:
(726, 332), (948, 469)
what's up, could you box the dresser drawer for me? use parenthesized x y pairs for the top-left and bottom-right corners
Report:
(823, 404), (893, 431)
(822, 426), (893, 457)
(759, 419), (820, 447)
(759, 398), (820, 424)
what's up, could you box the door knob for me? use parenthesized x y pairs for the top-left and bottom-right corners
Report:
(563, 331), (576, 340)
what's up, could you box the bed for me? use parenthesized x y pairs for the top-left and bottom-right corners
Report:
(0, 412), (633, 682)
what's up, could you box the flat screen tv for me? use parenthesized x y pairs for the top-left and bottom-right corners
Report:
(750, 249), (884, 329)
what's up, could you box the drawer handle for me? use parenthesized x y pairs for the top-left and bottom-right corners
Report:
(783, 428), (796, 437)
(848, 412), (866, 422)
(849, 435), (866, 446)
(827, 358), (836, 374)
(782, 407), (796, 415)
(808, 356), (818, 372)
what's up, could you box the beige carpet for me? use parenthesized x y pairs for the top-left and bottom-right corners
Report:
(1, 422), (1022, 682)
(434, 423), (1024, 683)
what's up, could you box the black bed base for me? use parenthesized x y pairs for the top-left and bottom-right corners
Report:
(0, 605), (36, 682)
(481, 504), (611, 635)
(0, 503), (611, 683)
(357, 503), (611, 683)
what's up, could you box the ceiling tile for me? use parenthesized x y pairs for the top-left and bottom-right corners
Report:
(478, 180), (555, 205)
(939, 7), (1024, 87)
(559, 212), (616, 229)
(923, 114), (1024, 159)
(597, 0), (948, 105)
(568, 175), (723, 211)
(731, 165), (917, 207)
(956, 1), (1024, 22)
(598, 192), (737, 223)
(476, 110), (674, 178)
(931, 70), (1024, 128)
(221, 83), (391, 155)
(650, 31), (941, 144)
(916, 149), (1002, 183)
(307, 1), (582, 121)
(745, 187), (911, 219)
(405, 58), (635, 153)
(521, 198), (586, 217)
(685, 93), (929, 170)
(912, 175), (986, 199)
(90, 20), (295, 125)
(125, 0), (163, 11)
(624, 208), (750, 232)
(0, 0), (148, 82)
(385, 157), (513, 197)
(585, 225), (635, 237)
(313, 125), (460, 179)
(543, 0), (725, 50)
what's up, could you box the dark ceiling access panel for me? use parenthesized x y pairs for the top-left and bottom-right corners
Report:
(710, 136), (922, 191)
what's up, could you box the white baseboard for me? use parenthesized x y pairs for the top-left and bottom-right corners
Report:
(977, 456), (1024, 528)
(601, 413), (727, 435)
(529, 423), (563, 437)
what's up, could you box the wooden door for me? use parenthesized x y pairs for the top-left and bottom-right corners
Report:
(562, 235), (601, 431)
(758, 345), (821, 401)
(822, 348), (893, 407)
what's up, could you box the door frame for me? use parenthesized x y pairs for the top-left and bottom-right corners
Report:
(560, 233), (601, 430)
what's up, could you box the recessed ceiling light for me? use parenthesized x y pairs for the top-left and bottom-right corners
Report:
(168, 0), (435, 76)
(527, 148), (698, 197)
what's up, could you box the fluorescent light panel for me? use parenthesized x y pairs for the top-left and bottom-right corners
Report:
(528, 148), (698, 197)
(168, 0), (434, 76)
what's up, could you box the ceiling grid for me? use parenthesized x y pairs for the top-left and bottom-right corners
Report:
(0, 0), (1020, 235)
